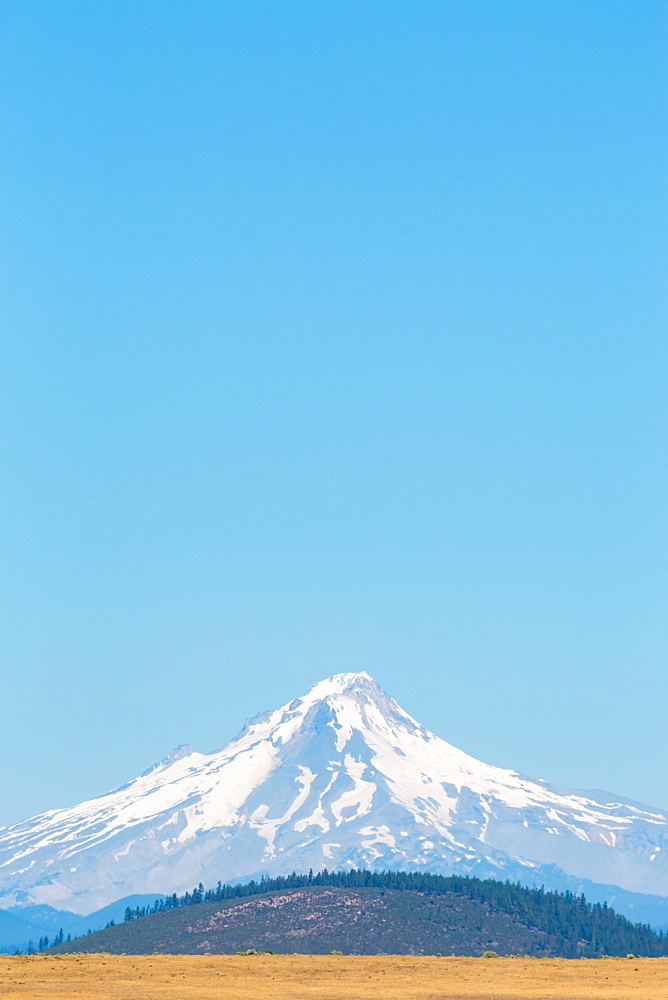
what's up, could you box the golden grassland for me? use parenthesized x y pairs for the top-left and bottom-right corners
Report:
(1, 953), (667, 999)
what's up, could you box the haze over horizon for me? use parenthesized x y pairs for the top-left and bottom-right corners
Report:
(1, 0), (666, 828)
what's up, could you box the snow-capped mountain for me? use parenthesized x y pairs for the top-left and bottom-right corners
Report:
(1, 672), (667, 923)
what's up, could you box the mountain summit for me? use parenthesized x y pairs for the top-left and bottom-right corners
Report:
(1, 672), (666, 922)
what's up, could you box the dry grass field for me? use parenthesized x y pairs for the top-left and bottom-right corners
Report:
(1, 954), (667, 1000)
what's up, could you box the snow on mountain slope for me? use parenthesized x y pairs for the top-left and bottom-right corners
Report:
(1, 672), (666, 918)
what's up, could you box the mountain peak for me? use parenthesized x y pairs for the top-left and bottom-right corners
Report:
(290, 671), (422, 735)
(229, 671), (419, 752)
(303, 670), (377, 700)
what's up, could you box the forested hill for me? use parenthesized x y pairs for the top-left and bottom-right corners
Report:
(50, 869), (668, 958)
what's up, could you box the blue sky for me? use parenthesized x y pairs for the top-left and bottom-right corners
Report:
(1, 1), (666, 826)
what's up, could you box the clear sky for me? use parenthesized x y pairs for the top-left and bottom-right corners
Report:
(1, 1), (666, 827)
